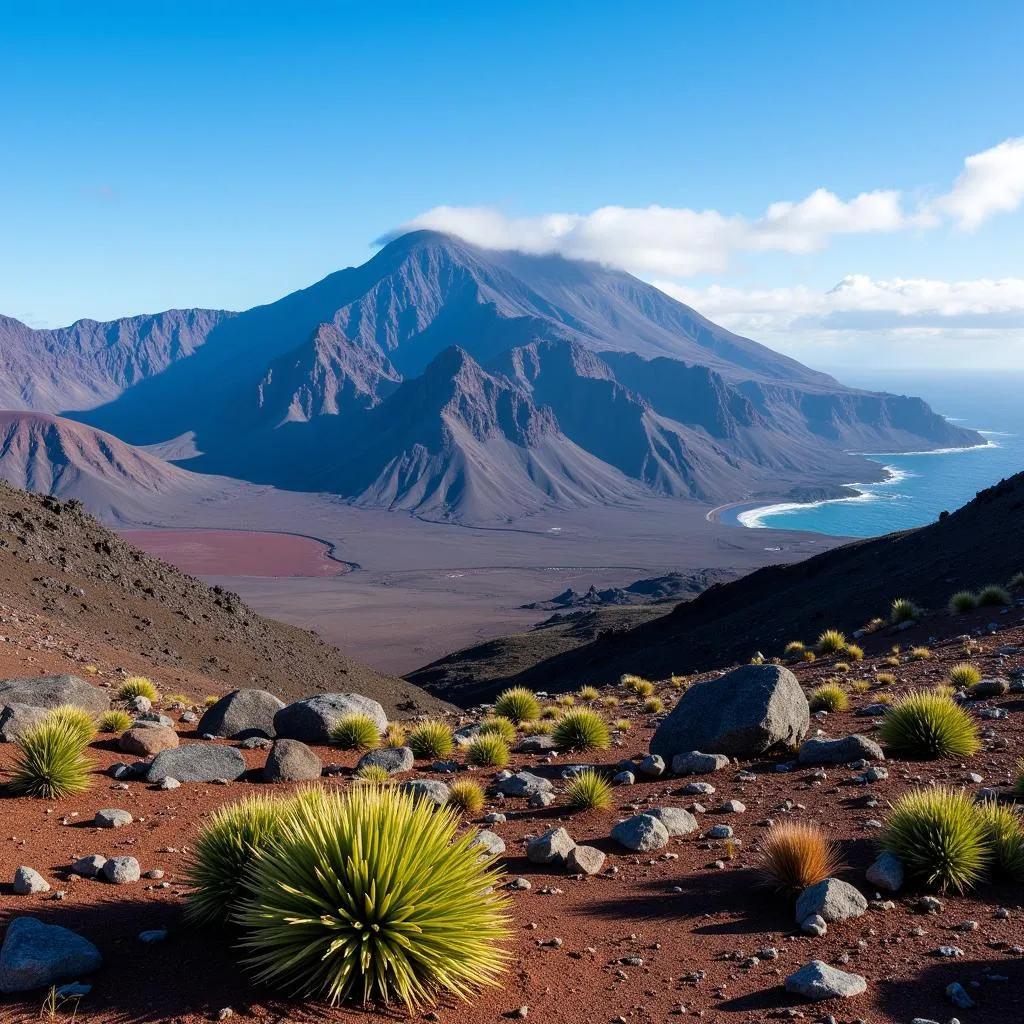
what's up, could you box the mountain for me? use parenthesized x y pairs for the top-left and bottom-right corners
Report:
(409, 472), (1024, 704)
(0, 231), (983, 520)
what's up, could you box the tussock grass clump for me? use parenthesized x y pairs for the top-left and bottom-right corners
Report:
(642, 696), (663, 714)
(466, 734), (510, 768)
(118, 676), (158, 703)
(9, 720), (93, 799)
(808, 683), (849, 713)
(883, 787), (989, 892)
(978, 802), (1024, 881)
(758, 820), (838, 891)
(816, 629), (847, 655)
(880, 655), (901, 667)
(522, 719), (554, 735)
(880, 691), (980, 760)
(850, 680), (871, 694)
(554, 694), (576, 708)
(833, 661), (851, 674)
(600, 695), (620, 708)
(384, 722), (407, 748)
(45, 705), (96, 745)
(553, 709), (611, 752)
(236, 785), (511, 1008)
(613, 718), (631, 732)
(621, 675), (655, 697)
(845, 643), (864, 662)
(875, 672), (896, 686)
(890, 597), (921, 624)
(185, 793), (290, 926)
(164, 692), (191, 707)
(203, 695), (219, 708)
(478, 716), (517, 744)
(493, 687), (540, 725)
(933, 683), (956, 699)
(539, 705), (560, 720)
(408, 720), (454, 760)
(447, 779), (486, 816)
(979, 583), (1012, 607)
(948, 662), (982, 688)
(801, 650), (816, 663)
(99, 709), (133, 734)
(564, 768), (612, 810)
(783, 641), (806, 659)
(578, 685), (599, 702)
(355, 764), (392, 784)
(949, 590), (980, 614)
(908, 646), (932, 661)
(329, 714), (381, 751)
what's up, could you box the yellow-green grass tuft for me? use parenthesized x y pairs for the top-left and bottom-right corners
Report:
(539, 705), (560, 720)
(599, 695), (620, 708)
(447, 778), (486, 816)
(880, 691), (980, 760)
(578, 685), (599, 702)
(882, 787), (989, 892)
(816, 629), (847, 655)
(408, 720), (454, 760)
(801, 650), (817, 663)
(844, 643), (864, 662)
(875, 672), (896, 686)
(808, 683), (849, 713)
(1009, 571), (1024, 590)
(118, 676), (158, 703)
(908, 646), (932, 661)
(98, 709), (133, 734)
(978, 802), (1024, 881)
(466, 734), (510, 768)
(163, 692), (192, 707)
(613, 718), (631, 732)
(44, 705), (96, 745)
(850, 680), (871, 694)
(890, 597), (921, 624)
(948, 662), (982, 688)
(783, 641), (806, 659)
(758, 820), (838, 891)
(949, 590), (980, 614)
(642, 696), (664, 714)
(620, 674), (654, 696)
(978, 583), (1012, 607)
(478, 716), (517, 744)
(384, 722), (407, 748)
(553, 709), (611, 752)
(564, 768), (612, 810)
(235, 785), (511, 1008)
(8, 719), (93, 799)
(329, 714), (381, 751)
(355, 764), (392, 784)
(493, 687), (540, 725)
(1014, 758), (1024, 798)
(203, 695), (219, 708)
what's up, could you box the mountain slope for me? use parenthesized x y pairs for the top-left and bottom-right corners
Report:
(410, 472), (1024, 703)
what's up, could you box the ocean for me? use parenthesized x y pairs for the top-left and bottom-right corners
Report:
(734, 370), (1024, 538)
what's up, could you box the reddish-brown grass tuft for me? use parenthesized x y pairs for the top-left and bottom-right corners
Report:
(758, 820), (838, 891)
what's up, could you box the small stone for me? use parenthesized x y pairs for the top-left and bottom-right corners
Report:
(706, 824), (733, 839)
(801, 914), (827, 936)
(672, 751), (729, 775)
(638, 754), (665, 777)
(611, 814), (670, 852)
(567, 845), (606, 875)
(70, 855), (106, 879)
(784, 960), (867, 1000)
(946, 981), (975, 1008)
(865, 852), (904, 892)
(529, 791), (555, 808)
(527, 827), (576, 865)
(612, 771), (636, 786)
(138, 928), (168, 943)
(94, 809), (132, 828)
(101, 856), (141, 885)
(159, 777), (181, 790)
(719, 799), (746, 813)
(683, 781), (716, 795)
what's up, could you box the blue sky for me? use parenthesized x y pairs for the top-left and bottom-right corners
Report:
(1, 0), (1022, 369)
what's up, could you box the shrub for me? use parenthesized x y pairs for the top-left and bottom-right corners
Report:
(578, 686), (599, 702)
(669, 673), (689, 688)
(447, 779), (486, 815)
(808, 683), (848, 713)
(355, 764), (392, 784)
(880, 655), (901, 667)
(478, 716), (517, 744)
(493, 687), (540, 724)
(783, 641), (805, 659)
(466, 734), (510, 768)
(948, 662), (982, 688)
(329, 714), (381, 751)
(880, 691), (980, 759)
(949, 590), (979, 614)
(118, 676), (158, 703)
(883, 787), (989, 891)
(758, 820), (838, 891)
(236, 785), (511, 1008)
(8, 720), (93, 799)
(844, 643), (864, 662)
(890, 597), (921, 624)
(908, 646), (932, 661)
(850, 680), (871, 694)
(553, 709), (611, 751)
(564, 768), (612, 810)
(862, 616), (886, 634)
(384, 722), (407, 748)
(45, 705), (96, 745)
(184, 793), (289, 926)
(613, 718), (631, 732)
(99, 709), (133, 734)
(816, 629), (847, 655)
(642, 696), (663, 714)
(979, 583), (1012, 607)
(408, 720), (454, 760)
(978, 802), (1024, 880)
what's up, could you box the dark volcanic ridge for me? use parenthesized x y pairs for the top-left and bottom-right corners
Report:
(522, 569), (733, 610)
(1, 232), (980, 522)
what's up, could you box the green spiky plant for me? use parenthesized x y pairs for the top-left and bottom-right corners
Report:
(383, 722), (407, 748)
(578, 685), (599, 702)
(329, 714), (381, 751)
(879, 691), (980, 759)
(8, 719), (93, 799)
(564, 768), (612, 810)
(235, 785), (511, 1008)
(948, 662), (982, 688)
(408, 720), (454, 760)
(118, 676), (159, 703)
(493, 687), (541, 724)
(45, 705), (96, 745)
(816, 629), (847, 655)
(890, 597), (921, 624)
(979, 583), (1012, 606)
(447, 778), (486, 815)
(184, 793), (291, 927)
(355, 764), (393, 784)
(478, 716), (517, 744)
(808, 683), (849, 713)
(98, 709), (133, 734)
(882, 787), (989, 892)
(553, 709), (610, 752)
(466, 734), (510, 768)
(978, 802), (1024, 881)
(949, 590), (979, 614)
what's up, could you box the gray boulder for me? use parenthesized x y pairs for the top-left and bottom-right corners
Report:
(795, 878), (868, 924)
(650, 665), (809, 759)
(647, 806), (698, 836)
(495, 771), (553, 797)
(611, 814), (670, 852)
(274, 693), (387, 744)
(567, 845), (606, 875)
(672, 751), (729, 775)
(453, 723), (483, 746)
(0, 704), (48, 743)
(101, 857), (141, 885)
(146, 744), (246, 783)
(527, 827), (576, 865)
(70, 855), (106, 879)
(119, 724), (178, 756)
(198, 688), (285, 739)
(0, 675), (108, 716)
(516, 734), (558, 754)
(263, 739), (322, 783)
(469, 830), (506, 857)
(94, 808), (132, 829)
(784, 960), (867, 1000)
(356, 746), (414, 775)
(0, 917), (103, 993)
(968, 678), (1009, 699)
(12, 868), (50, 895)
(798, 735), (884, 765)
(638, 754), (665, 777)
(398, 779), (450, 806)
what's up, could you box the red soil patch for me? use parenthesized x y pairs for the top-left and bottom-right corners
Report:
(119, 529), (350, 578)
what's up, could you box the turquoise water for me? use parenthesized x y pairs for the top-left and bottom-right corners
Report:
(737, 370), (1024, 539)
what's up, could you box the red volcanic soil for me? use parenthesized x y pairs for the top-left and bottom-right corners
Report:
(119, 529), (350, 578)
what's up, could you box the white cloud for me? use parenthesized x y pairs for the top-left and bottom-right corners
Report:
(397, 138), (1023, 277)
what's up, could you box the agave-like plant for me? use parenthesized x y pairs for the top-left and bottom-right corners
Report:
(758, 820), (838, 891)
(478, 716), (517, 744)
(98, 709), (133, 734)
(808, 683), (849, 713)
(466, 734), (510, 768)
(447, 778), (486, 815)
(45, 705), (97, 745)
(493, 687), (540, 724)
(883, 787), (989, 892)
(816, 628), (847, 655)
(564, 768), (612, 810)
(879, 691), (980, 759)
(408, 720), (454, 760)
(553, 709), (611, 752)
(118, 676), (159, 703)
(236, 785), (511, 1008)
(947, 662), (982, 688)
(8, 719), (93, 799)
(329, 713), (381, 751)
(978, 802), (1024, 881)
